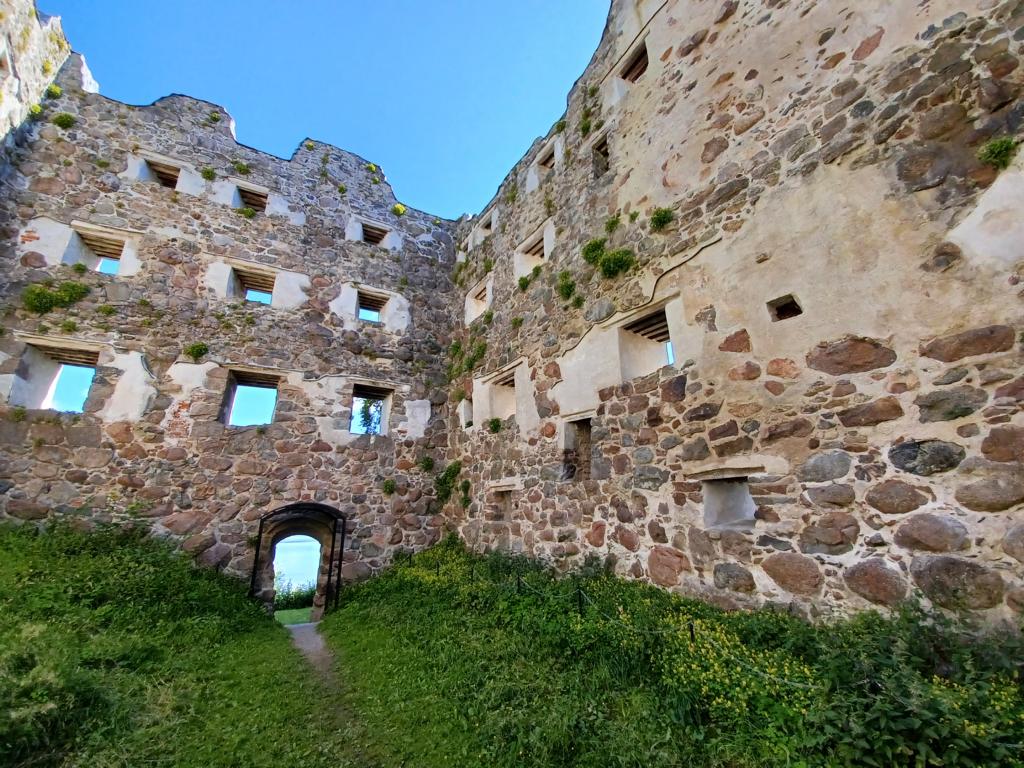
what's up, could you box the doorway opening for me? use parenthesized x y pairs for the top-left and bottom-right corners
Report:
(272, 534), (321, 625)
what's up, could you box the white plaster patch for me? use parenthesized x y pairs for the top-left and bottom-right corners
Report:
(271, 270), (311, 310)
(99, 350), (156, 422)
(948, 159), (1024, 270)
(400, 399), (431, 439)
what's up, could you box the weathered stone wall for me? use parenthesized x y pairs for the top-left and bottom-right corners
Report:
(0, 46), (458, 592)
(0, 0), (1021, 621)
(445, 0), (1024, 621)
(0, 1), (76, 164)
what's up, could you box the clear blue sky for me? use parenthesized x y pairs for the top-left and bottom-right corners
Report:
(274, 535), (320, 590)
(47, 1), (609, 219)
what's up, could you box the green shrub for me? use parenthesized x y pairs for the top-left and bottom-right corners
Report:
(554, 119), (566, 133)
(517, 276), (531, 292)
(650, 207), (674, 231)
(504, 184), (518, 204)
(572, 294), (585, 309)
(22, 281), (89, 314)
(28, 104), (42, 120)
(556, 270), (575, 300)
(9, 406), (27, 422)
(45, 83), (62, 99)
(273, 579), (315, 610)
(97, 304), (115, 317)
(630, 210), (640, 222)
(434, 461), (462, 505)
(365, 163), (377, 173)
(482, 309), (493, 324)
(511, 316), (523, 329)
(305, 140), (315, 150)
(579, 117), (592, 136)
(978, 137), (1018, 170)
(604, 214), (620, 234)
(418, 456), (435, 472)
(183, 342), (209, 362)
(483, 257), (494, 273)
(337, 184), (347, 194)
(60, 319), (77, 333)
(599, 248), (636, 278)
(581, 237), (606, 265)
(208, 111), (221, 123)
(232, 161), (250, 175)
(200, 167), (216, 181)
(51, 112), (75, 129)
(237, 206), (257, 219)
(382, 479), (396, 495)
(392, 203), (407, 216)
(71, 262), (87, 275)
(486, 418), (502, 433)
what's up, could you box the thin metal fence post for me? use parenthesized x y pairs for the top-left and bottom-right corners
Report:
(576, 586), (584, 617)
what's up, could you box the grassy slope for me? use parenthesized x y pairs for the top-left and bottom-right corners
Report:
(322, 539), (1024, 768)
(0, 525), (390, 768)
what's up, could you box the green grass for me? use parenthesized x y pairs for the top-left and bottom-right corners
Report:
(322, 538), (1024, 768)
(0, 524), (392, 768)
(275, 607), (313, 625)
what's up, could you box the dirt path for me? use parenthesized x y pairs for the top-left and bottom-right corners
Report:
(286, 621), (334, 679)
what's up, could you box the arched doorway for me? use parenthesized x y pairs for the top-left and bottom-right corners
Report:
(248, 503), (346, 621)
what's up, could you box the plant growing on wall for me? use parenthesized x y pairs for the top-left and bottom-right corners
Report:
(97, 304), (116, 316)
(557, 271), (576, 300)
(434, 461), (462, 505)
(650, 207), (674, 231)
(599, 249), (636, 278)
(208, 111), (221, 123)
(232, 161), (251, 175)
(28, 104), (42, 120)
(382, 479), (396, 495)
(60, 320), (77, 333)
(604, 215), (621, 234)
(237, 207), (257, 219)
(51, 112), (75, 129)
(418, 456), (435, 472)
(511, 316), (523, 329)
(337, 184), (347, 195)
(392, 203), (407, 216)
(201, 167), (216, 181)
(365, 163), (377, 173)
(486, 418), (502, 433)
(517, 276), (531, 292)
(183, 342), (209, 362)
(505, 183), (518, 204)
(45, 84), (61, 99)
(978, 137), (1018, 170)
(581, 238), (607, 265)
(71, 262), (87, 275)
(22, 282), (89, 314)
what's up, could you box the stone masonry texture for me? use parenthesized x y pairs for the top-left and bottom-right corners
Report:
(0, 0), (1022, 622)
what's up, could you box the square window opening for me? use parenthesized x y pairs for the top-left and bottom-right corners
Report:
(14, 346), (99, 412)
(234, 268), (276, 305)
(767, 294), (803, 322)
(237, 186), (268, 213)
(523, 233), (545, 260)
(357, 291), (388, 323)
(702, 478), (756, 530)
(350, 384), (391, 435)
(537, 144), (555, 171)
(620, 42), (649, 83)
(457, 398), (473, 430)
(620, 308), (673, 380)
(361, 222), (389, 246)
(76, 228), (125, 273)
(490, 368), (517, 421)
(146, 159), (181, 188)
(224, 371), (279, 427)
(492, 489), (512, 519)
(593, 136), (610, 178)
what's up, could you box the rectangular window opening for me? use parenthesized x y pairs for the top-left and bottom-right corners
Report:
(623, 308), (670, 344)
(522, 234), (545, 260)
(146, 159), (181, 189)
(76, 229), (125, 274)
(237, 186), (268, 213)
(593, 135), (610, 178)
(537, 144), (555, 171)
(225, 371), (279, 427)
(563, 418), (593, 482)
(350, 384), (391, 436)
(361, 222), (389, 246)
(620, 42), (649, 83)
(702, 478), (756, 530)
(489, 368), (517, 422)
(767, 294), (803, 322)
(35, 347), (99, 414)
(234, 268), (276, 305)
(620, 307), (673, 380)
(357, 291), (388, 323)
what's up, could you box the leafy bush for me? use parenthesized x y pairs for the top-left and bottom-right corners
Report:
(323, 539), (1024, 768)
(556, 270), (575, 300)
(45, 84), (62, 99)
(232, 161), (250, 175)
(650, 207), (674, 231)
(486, 418), (502, 433)
(208, 111), (221, 123)
(337, 184), (347, 194)
(598, 248), (635, 278)
(97, 304), (116, 316)
(51, 112), (75, 129)
(978, 137), (1018, 170)
(433, 461), (462, 506)
(237, 206), (257, 219)
(273, 579), (315, 610)
(59, 320), (77, 333)
(71, 262), (87, 275)
(581, 237), (606, 265)
(183, 342), (209, 362)
(517, 276), (531, 292)
(418, 456), (435, 472)
(392, 203), (407, 216)
(22, 281), (89, 314)
(28, 104), (42, 120)
(511, 316), (523, 329)
(604, 215), (620, 234)
(200, 167), (215, 181)
(382, 479), (396, 495)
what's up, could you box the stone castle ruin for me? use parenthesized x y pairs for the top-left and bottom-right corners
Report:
(0, 0), (1022, 621)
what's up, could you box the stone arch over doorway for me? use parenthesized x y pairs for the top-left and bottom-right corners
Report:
(248, 502), (346, 621)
